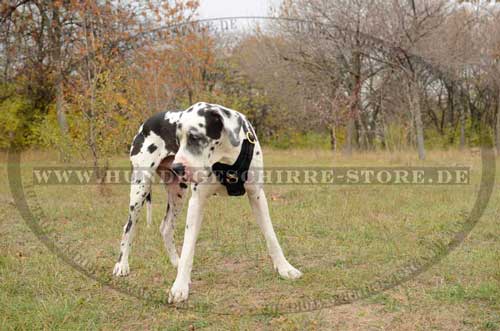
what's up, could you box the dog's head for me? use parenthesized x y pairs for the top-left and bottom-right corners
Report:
(172, 104), (244, 183)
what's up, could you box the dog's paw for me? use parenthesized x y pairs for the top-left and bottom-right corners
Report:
(277, 263), (303, 280)
(168, 281), (189, 303)
(113, 262), (130, 277)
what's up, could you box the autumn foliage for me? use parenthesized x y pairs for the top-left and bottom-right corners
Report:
(2, 0), (500, 163)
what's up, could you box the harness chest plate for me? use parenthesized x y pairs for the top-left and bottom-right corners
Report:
(212, 135), (255, 196)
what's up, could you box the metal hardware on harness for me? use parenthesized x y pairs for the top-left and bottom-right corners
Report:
(246, 131), (256, 144)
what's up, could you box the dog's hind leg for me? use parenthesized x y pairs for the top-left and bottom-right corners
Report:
(156, 157), (187, 268)
(146, 191), (152, 227)
(113, 167), (153, 276)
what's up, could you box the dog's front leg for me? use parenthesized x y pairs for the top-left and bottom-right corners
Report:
(168, 184), (208, 303)
(246, 185), (303, 279)
(113, 169), (151, 277)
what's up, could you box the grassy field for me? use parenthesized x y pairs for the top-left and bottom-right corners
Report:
(0, 148), (499, 330)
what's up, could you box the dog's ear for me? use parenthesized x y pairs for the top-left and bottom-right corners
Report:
(204, 108), (224, 140)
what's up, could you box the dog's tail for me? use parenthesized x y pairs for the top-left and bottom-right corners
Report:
(146, 191), (152, 227)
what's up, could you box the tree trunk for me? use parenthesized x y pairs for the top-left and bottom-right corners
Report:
(356, 117), (369, 150)
(344, 45), (362, 155)
(56, 78), (68, 133)
(447, 83), (455, 128)
(408, 80), (426, 160)
(496, 90), (500, 154)
(49, 5), (69, 161)
(330, 124), (337, 151)
(344, 116), (355, 155)
(49, 5), (67, 134)
(459, 101), (466, 150)
(55, 76), (70, 162)
(379, 122), (387, 150)
(414, 96), (426, 160)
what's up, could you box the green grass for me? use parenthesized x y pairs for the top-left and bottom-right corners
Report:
(1, 148), (499, 330)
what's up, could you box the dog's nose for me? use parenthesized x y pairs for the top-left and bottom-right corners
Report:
(171, 163), (185, 177)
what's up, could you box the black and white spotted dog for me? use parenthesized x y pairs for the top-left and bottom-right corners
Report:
(113, 102), (302, 303)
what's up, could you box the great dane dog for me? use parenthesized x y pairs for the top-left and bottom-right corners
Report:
(112, 102), (302, 303)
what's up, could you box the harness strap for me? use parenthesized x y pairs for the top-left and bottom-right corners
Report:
(212, 133), (256, 196)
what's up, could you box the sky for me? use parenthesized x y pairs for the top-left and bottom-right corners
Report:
(197, 0), (282, 19)
(197, 0), (500, 20)
(448, 0), (500, 13)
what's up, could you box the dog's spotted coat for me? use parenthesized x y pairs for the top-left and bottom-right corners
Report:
(113, 102), (302, 303)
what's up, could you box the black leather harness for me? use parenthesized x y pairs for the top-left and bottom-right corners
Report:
(212, 131), (256, 196)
